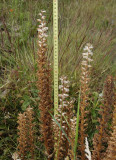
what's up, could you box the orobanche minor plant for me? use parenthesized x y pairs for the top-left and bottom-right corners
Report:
(17, 106), (35, 160)
(92, 75), (115, 160)
(78, 43), (93, 160)
(37, 10), (54, 160)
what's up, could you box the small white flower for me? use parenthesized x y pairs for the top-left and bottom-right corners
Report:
(87, 58), (93, 62)
(39, 44), (42, 47)
(41, 22), (46, 27)
(87, 43), (93, 49)
(81, 76), (85, 80)
(41, 10), (46, 13)
(59, 85), (63, 89)
(37, 19), (41, 22)
(42, 16), (45, 19)
(39, 25), (42, 28)
(99, 93), (103, 98)
(88, 51), (93, 56)
(84, 46), (89, 51)
(62, 112), (66, 116)
(64, 88), (69, 92)
(37, 28), (42, 32)
(62, 126), (65, 128)
(83, 55), (89, 59)
(84, 47), (92, 54)
(39, 13), (42, 16)
(82, 67), (86, 70)
(82, 52), (89, 56)
(70, 119), (75, 122)
(38, 40), (42, 44)
(43, 43), (47, 46)
(63, 104), (68, 107)
(12, 152), (21, 160)
(82, 61), (87, 65)
(58, 94), (63, 97)
(59, 105), (63, 108)
(82, 71), (87, 76)
(42, 27), (48, 31)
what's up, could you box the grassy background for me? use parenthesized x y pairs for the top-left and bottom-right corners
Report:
(0, 0), (116, 159)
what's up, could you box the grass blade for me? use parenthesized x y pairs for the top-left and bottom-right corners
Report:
(74, 91), (80, 160)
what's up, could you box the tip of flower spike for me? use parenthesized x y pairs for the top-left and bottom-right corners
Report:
(83, 43), (93, 53)
(87, 43), (93, 49)
(85, 137), (91, 160)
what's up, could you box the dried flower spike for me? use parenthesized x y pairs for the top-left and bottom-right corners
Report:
(103, 90), (116, 160)
(78, 43), (93, 160)
(17, 113), (27, 160)
(92, 76), (115, 160)
(54, 76), (70, 160)
(37, 10), (54, 160)
(17, 107), (35, 160)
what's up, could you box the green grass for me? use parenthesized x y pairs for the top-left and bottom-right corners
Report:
(0, 0), (116, 159)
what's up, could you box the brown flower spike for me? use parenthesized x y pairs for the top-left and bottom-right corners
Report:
(53, 76), (71, 160)
(37, 10), (54, 160)
(17, 106), (35, 160)
(103, 89), (116, 160)
(92, 76), (115, 160)
(17, 112), (27, 160)
(78, 43), (93, 160)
